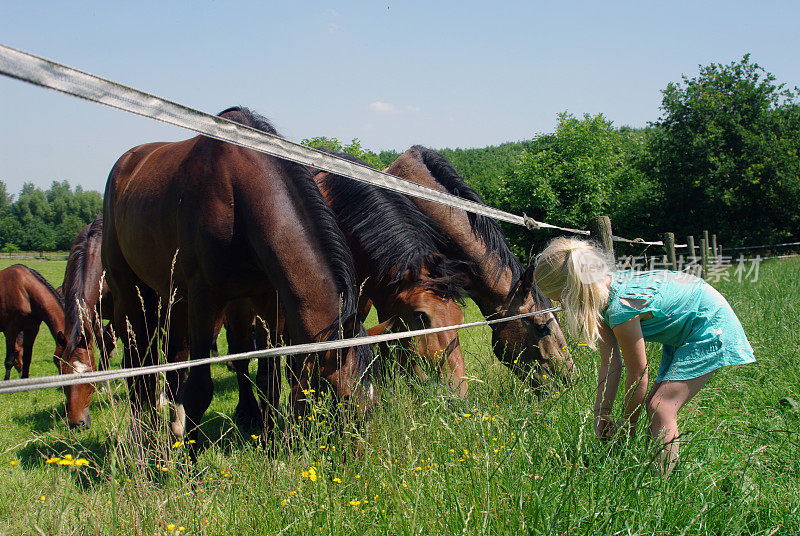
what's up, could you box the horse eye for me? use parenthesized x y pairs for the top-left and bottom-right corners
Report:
(413, 311), (430, 330)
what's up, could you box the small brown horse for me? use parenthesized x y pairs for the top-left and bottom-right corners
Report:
(102, 107), (378, 443)
(312, 155), (469, 397)
(385, 146), (576, 388)
(55, 214), (117, 427)
(0, 264), (65, 381)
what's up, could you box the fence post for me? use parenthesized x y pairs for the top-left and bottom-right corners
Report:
(591, 215), (615, 261)
(687, 235), (696, 261)
(663, 232), (677, 270)
(700, 238), (708, 280)
(711, 234), (718, 261)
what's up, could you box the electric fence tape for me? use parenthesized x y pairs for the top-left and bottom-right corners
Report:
(0, 306), (562, 395)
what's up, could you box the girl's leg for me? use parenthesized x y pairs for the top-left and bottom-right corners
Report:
(645, 370), (715, 472)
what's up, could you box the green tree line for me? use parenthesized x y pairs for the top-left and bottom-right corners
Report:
(0, 181), (102, 252)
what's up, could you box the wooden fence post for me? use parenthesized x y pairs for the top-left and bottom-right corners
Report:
(591, 215), (615, 260)
(663, 232), (677, 270)
(700, 238), (708, 280)
(687, 235), (696, 261)
(711, 234), (718, 261)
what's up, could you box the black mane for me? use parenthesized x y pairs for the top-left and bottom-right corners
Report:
(63, 214), (102, 352)
(218, 107), (374, 381)
(412, 145), (524, 285)
(316, 151), (465, 303)
(26, 266), (64, 309)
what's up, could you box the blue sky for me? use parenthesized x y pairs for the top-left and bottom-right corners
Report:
(1, 1), (798, 194)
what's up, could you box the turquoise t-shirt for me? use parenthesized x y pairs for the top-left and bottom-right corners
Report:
(602, 270), (755, 382)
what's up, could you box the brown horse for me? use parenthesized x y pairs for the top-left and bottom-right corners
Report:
(384, 146), (576, 388)
(55, 214), (117, 427)
(102, 107), (378, 443)
(0, 264), (65, 381)
(312, 154), (469, 397)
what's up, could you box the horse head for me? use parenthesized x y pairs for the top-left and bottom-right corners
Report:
(493, 265), (577, 391)
(55, 330), (95, 428)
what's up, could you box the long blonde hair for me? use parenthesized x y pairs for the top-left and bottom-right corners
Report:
(533, 237), (612, 349)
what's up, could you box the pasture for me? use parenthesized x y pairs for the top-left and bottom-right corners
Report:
(0, 257), (798, 535)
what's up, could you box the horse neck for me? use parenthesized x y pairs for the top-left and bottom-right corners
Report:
(30, 285), (66, 338)
(469, 263), (519, 317)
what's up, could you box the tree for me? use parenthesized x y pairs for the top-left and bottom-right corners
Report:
(301, 136), (383, 169)
(642, 55), (800, 245)
(495, 113), (655, 258)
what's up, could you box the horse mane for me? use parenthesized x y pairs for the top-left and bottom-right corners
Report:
(63, 214), (102, 351)
(218, 107), (375, 382)
(316, 151), (466, 303)
(25, 266), (64, 309)
(411, 145), (524, 286)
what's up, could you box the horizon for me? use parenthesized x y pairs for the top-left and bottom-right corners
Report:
(2, 1), (799, 194)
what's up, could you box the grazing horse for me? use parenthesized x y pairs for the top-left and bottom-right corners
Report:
(312, 155), (469, 396)
(384, 146), (576, 388)
(55, 214), (117, 428)
(102, 106), (378, 443)
(0, 265), (65, 381)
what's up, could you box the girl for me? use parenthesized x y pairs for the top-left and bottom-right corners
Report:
(533, 237), (755, 471)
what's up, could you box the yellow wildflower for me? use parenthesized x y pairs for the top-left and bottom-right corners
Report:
(349, 500), (361, 507)
(39, 496), (46, 501)
(250, 434), (259, 440)
(333, 477), (342, 483)
(58, 459), (75, 466)
(46, 457), (60, 464)
(74, 458), (89, 467)
(9, 460), (19, 466)
(167, 524), (176, 532)
(172, 441), (184, 449)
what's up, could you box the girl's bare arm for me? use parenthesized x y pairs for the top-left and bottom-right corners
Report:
(595, 322), (622, 439)
(612, 317), (649, 436)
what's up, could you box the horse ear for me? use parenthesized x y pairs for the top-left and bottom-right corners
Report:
(521, 264), (537, 294)
(56, 331), (68, 348)
(367, 317), (396, 336)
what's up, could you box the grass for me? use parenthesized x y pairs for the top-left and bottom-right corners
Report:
(0, 257), (798, 535)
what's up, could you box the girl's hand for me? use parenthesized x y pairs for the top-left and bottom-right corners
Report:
(595, 416), (617, 442)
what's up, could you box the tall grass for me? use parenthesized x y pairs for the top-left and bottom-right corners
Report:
(0, 258), (798, 535)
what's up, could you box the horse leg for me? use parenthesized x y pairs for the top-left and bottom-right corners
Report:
(224, 300), (262, 431)
(253, 297), (284, 441)
(3, 330), (19, 380)
(20, 323), (40, 379)
(180, 294), (219, 446)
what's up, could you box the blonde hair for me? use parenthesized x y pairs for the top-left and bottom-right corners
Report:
(533, 237), (612, 349)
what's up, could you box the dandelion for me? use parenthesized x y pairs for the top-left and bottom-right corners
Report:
(462, 413), (471, 418)
(58, 458), (75, 466)
(46, 457), (60, 464)
(178, 527), (185, 533)
(319, 445), (327, 451)
(9, 460), (19, 466)
(188, 440), (196, 444)
(332, 477), (342, 484)
(75, 458), (90, 467)
(355, 474), (360, 479)
(542, 373), (548, 381)
(250, 434), (259, 440)
(39, 496), (46, 501)
(167, 524), (176, 531)
(349, 500), (361, 508)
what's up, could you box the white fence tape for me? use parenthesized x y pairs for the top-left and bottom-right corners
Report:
(0, 307), (562, 395)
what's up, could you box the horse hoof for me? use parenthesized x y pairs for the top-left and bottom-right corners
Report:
(234, 403), (263, 431)
(170, 404), (186, 439)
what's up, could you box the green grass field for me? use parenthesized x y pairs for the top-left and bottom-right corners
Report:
(0, 258), (798, 535)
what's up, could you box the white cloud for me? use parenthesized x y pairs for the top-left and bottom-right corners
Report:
(369, 101), (401, 114)
(405, 105), (421, 113)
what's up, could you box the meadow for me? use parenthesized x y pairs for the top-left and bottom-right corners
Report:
(0, 257), (798, 535)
